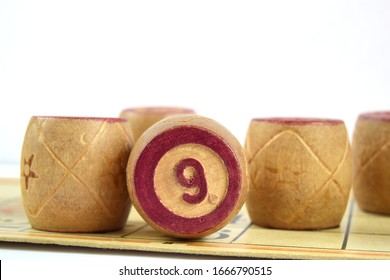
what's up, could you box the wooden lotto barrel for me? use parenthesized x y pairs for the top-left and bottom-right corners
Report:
(20, 116), (133, 232)
(126, 114), (249, 238)
(245, 117), (352, 230)
(120, 107), (195, 141)
(352, 112), (390, 215)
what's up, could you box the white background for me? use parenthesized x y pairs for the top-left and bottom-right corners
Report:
(1, 0), (389, 166)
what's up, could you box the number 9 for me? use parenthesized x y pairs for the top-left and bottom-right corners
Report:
(126, 114), (249, 238)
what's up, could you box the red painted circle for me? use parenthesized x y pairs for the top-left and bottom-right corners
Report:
(32, 116), (127, 123)
(359, 111), (390, 122)
(133, 126), (241, 236)
(121, 107), (194, 115)
(252, 117), (343, 126)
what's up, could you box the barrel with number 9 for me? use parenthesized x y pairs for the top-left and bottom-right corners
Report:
(126, 114), (249, 238)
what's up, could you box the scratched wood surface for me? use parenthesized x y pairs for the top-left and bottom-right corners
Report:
(1, 178), (390, 259)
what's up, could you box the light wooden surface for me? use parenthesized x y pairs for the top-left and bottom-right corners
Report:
(126, 114), (249, 239)
(352, 112), (390, 215)
(120, 107), (195, 141)
(245, 118), (352, 230)
(1, 178), (390, 259)
(20, 117), (134, 232)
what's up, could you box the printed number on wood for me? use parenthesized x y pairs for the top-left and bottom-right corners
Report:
(127, 115), (248, 239)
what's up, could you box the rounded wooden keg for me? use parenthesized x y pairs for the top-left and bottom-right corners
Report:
(120, 107), (195, 141)
(245, 118), (352, 230)
(20, 116), (133, 232)
(126, 114), (249, 238)
(352, 112), (390, 215)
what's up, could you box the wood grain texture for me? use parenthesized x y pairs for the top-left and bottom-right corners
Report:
(20, 116), (134, 232)
(119, 107), (195, 141)
(245, 118), (352, 230)
(352, 112), (390, 215)
(2, 179), (390, 259)
(126, 114), (249, 239)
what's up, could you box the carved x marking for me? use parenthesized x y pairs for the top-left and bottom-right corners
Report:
(27, 120), (115, 218)
(248, 129), (349, 224)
